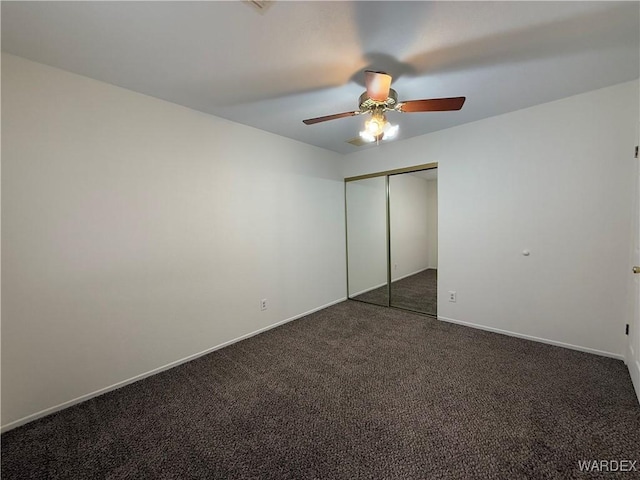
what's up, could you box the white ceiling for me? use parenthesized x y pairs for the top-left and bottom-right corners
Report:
(2, 1), (638, 155)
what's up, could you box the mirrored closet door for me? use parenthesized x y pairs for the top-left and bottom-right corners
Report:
(345, 165), (438, 316)
(345, 176), (389, 307)
(389, 169), (438, 315)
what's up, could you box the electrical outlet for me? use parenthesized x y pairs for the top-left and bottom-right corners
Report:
(448, 291), (457, 303)
(260, 298), (267, 311)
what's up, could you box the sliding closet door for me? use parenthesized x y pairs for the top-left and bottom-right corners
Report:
(389, 170), (438, 315)
(346, 176), (389, 306)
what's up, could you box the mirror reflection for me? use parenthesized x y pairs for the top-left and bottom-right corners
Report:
(389, 169), (438, 315)
(346, 176), (389, 306)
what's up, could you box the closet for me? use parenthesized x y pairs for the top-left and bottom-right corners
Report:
(345, 164), (438, 316)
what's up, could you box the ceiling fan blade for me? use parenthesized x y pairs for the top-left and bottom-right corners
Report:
(399, 97), (466, 113)
(302, 111), (359, 125)
(365, 70), (392, 102)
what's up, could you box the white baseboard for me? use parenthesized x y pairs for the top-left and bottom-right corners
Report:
(349, 282), (387, 298)
(437, 315), (625, 361)
(392, 266), (432, 283)
(350, 267), (434, 298)
(0, 297), (347, 433)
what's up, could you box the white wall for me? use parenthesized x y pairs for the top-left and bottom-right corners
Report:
(346, 177), (387, 296)
(343, 80), (639, 359)
(1, 54), (347, 429)
(390, 173), (430, 280)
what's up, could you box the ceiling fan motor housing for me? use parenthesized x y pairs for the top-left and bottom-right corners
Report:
(359, 88), (398, 113)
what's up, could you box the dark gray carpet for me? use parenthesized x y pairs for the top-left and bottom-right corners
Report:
(354, 268), (437, 315)
(2, 301), (639, 479)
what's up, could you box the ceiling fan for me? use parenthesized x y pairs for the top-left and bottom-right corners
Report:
(302, 70), (466, 144)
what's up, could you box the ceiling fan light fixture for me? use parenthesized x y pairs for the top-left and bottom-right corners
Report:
(383, 123), (399, 139)
(359, 130), (376, 142)
(365, 114), (386, 136)
(302, 70), (465, 148)
(360, 118), (399, 143)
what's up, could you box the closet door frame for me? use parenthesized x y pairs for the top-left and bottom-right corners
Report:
(344, 162), (438, 310)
